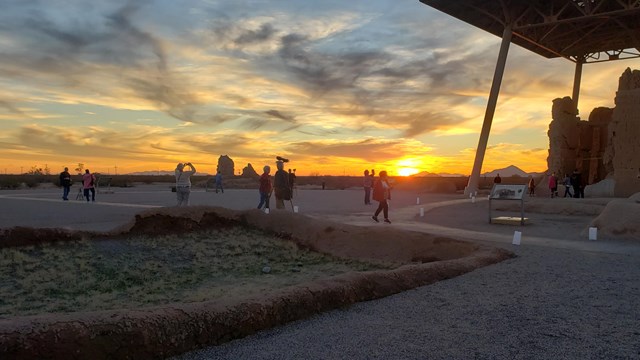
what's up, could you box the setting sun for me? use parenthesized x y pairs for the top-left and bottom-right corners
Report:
(397, 168), (420, 177)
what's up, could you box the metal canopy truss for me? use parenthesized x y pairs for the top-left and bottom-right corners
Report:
(419, 0), (640, 196)
(419, 0), (640, 63)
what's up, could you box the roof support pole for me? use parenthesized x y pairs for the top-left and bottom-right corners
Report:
(572, 57), (584, 114)
(465, 24), (513, 196)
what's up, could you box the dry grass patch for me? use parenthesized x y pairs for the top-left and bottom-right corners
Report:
(0, 227), (400, 318)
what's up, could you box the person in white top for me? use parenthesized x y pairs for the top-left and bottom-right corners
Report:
(175, 162), (196, 206)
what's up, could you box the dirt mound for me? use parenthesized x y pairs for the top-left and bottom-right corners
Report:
(0, 207), (513, 359)
(590, 193), (640, 238)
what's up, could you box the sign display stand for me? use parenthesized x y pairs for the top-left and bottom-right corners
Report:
(488, 184), (527, 225)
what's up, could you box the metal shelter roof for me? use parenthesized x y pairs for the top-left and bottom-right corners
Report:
(419, 0), (640, 63)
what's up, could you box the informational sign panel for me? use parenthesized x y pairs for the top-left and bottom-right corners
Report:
(488, 184), (527, 225)
(489, 184), (527, 200)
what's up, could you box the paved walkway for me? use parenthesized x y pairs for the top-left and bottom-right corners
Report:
(2, 186), (639, 359)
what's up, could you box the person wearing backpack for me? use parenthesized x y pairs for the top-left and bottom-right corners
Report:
(82, 169), (97, 202)
(371, 170), (392, 224)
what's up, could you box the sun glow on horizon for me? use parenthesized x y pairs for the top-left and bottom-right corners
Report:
(397, 167), (420, 176)
(395, 158), (423, 177)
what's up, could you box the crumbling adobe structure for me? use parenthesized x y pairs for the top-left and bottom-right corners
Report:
(547, 68), (640, 197)
(216, 155), (235, 177)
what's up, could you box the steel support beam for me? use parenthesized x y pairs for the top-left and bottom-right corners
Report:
(465, 24), (513, 196)
(572, 57), (584, 113)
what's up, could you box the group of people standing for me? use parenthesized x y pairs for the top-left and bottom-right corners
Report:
(548, 170), (585, 198)
(173, 160), (297, 210)
(258, 161), (296, 210)
(58, 167), (97, 202)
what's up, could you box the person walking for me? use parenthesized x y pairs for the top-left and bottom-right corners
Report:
(82, 169), (97, 202)
(372, 170), (392, 224)
(548, 172), (558, 198)
(257, 165), (272, 210)
(215, 171), (224, 193)
(273, 160), (290, 209)
(175, 162), (196, 206)
(363, 169), (372, 205)
(571, 169), (583, 198)
(528, 176), (535, 197)
(563, 174), (573, 197)
(494, 173), (502, 184)
(59, 167), (72, 201)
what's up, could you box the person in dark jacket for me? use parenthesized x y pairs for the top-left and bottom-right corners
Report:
(59, 167), (72, 201)
(363, 169), (372, 205)
(571, 169), (582, 198)
(371, 170), (392, 224)
(273, 161), (290, 209)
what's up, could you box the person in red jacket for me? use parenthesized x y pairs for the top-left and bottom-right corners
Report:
(82, 169), (97, 202)
(257, 165), (272, 210)
(548, 172), (558, 198)
(371, 170), (392, 224)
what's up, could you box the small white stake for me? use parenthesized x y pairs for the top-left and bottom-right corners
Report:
(419, 207), (424, 217)
(416, 197), (420, 205)
(512, 231), (522, 245)
(589, 227), (597, 241)
(293, 205), (299, 213)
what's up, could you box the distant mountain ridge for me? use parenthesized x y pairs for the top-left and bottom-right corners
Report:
(483, 165), (538, 177)
(412, 171), (466, 177)
(413, 165), (542, 178)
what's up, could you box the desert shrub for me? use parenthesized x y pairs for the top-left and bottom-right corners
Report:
(23, 176), (41, 188)
(103, 177), (133, 188)
(0, 178), (21, 189)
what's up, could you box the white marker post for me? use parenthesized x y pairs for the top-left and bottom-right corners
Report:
(419, 207), (424, 217)
(512, 231), (522, 245)
(293, 205), (299, 213)
(416, 197), (420, 205)
(471, 195), (476, 203)
(588, 227), (598, 241)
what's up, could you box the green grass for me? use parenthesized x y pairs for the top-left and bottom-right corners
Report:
(0, 227), (399, 317)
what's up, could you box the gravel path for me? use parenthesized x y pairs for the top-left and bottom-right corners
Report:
(174, 243), (640, 359)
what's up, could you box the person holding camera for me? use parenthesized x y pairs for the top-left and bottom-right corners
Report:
(175, 162), (196, 206)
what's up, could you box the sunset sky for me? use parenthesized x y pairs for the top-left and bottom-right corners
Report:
(0, 0), (634, 176)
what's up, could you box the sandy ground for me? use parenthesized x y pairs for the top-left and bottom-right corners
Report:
(2, 185), (640, 359)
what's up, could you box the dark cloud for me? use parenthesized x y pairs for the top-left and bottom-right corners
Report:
(265, 109), (295, 123)
(235, 23), (277, 45)
(240, 118), (269, 130)
(278, 32), (392, 94)
(0, 99), (26, 116)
